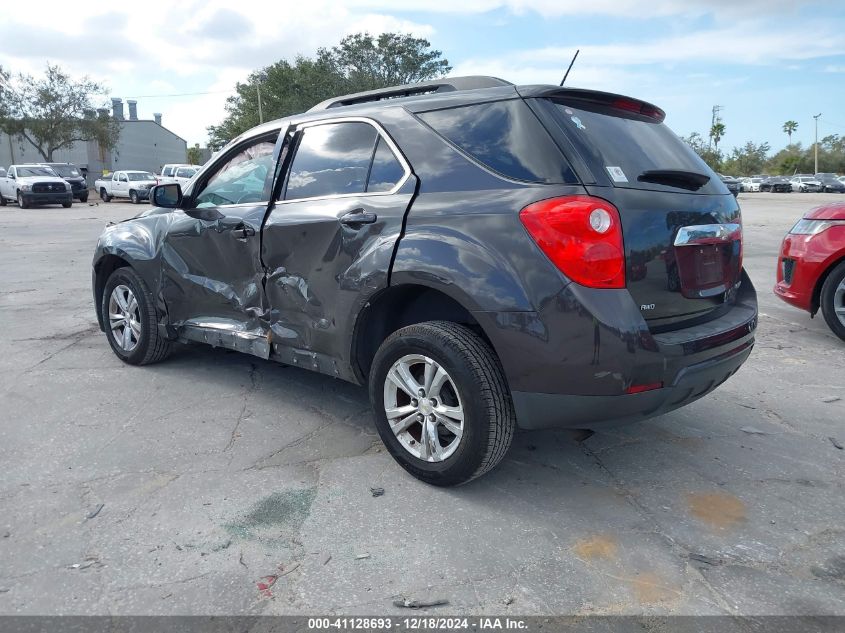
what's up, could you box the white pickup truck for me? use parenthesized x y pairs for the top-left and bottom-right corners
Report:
(158, 163), (202, 187)
(94, 170), (158, 204)
(0, 164), (73, 208)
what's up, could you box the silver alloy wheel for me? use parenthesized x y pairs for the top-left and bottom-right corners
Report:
(383, 354), (464, 462)
(108, 284), (142, 352)
(835, 278), (845, 328)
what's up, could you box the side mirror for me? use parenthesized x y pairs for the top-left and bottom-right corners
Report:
(8, 173), (15, 179)
(151, 183), (183, 208)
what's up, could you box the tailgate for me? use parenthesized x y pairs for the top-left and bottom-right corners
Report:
(587, 186), (742, 327)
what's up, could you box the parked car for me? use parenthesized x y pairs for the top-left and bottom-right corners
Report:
(95, 170), (158, 203)
(91, 76), (757, 485)
(791, 175), (823, 193)
(815, 174), (845, 193)
(760, 176), (793, 193)
(42, 162), (89, 202)
(774, 202), (845, 340)
(741, 177), (765, 193)
(719, 174), (741, 196)
(0, 164), (72, 208)
(159, 163), (202, 182)
(157, 164), (202, 189)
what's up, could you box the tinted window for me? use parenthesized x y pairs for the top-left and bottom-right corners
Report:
(176, 167), (196, 178)
(546, 100), (721, 193)
(18, 166), (58, 177)
(418, 100), (577, 184)
(285, 122), (378, 201)
(161, 166), (173, 177)
(51, 165), (80, 177)
(367, 137), (405, 192)
(196, 138), (276, 207)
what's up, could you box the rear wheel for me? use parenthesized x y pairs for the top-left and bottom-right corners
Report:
(101, 267), (171, 365)
(820, 261), (845, 342)
(369, 321), (515, 486)
(0, 194), (6, 206)
(62, 201), (72, 208)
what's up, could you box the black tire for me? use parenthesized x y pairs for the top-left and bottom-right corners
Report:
(101, 267), (172, 365)
(130, 190), (139, 204)
(62, 201), (72, 208)
(79, 193), (88, 203)
(100, 188), (111, 202)
(369, 321), (515, 486)
(17, 192), (28, 209)
(820, 261), (845, 342)
(0, 194), (6, 206)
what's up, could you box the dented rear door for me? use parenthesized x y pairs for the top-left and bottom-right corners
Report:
(261, 119), (415, 377)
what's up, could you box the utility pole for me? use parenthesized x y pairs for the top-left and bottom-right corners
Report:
(813, 113), (822, 175)
(709, 105), (723, 150)
(257, 83), (264, 124)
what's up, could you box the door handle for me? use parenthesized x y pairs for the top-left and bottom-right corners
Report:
(232, 225), (256, 239)
(340, 209), (377, 227)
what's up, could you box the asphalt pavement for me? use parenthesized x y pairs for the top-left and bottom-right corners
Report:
(0, 192), (843, 616)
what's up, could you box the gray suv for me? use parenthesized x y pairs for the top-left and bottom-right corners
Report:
(91, 76), (757, 485)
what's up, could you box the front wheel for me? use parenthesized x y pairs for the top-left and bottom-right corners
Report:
(130, 190), (139, 204)
(369, 321), (515, 486)
(79, 193), (88, 203)
(100, 188), (111, 202)
(62, 201), (72, 208)
(101, 267), (172, 365)
(17, 192), (28, 209)
(820, 261), (845, 342)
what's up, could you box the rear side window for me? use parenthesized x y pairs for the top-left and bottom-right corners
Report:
(417, 100), (578, 184)
(545, 100), (721, 193)
(367, 137), (405, 193)
(162, 166), (173, 177)
(285, 122), (378, 200)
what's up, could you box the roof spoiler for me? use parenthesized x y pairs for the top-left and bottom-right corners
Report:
(308, 76), (514, 112)
(521, 86), (666, 122)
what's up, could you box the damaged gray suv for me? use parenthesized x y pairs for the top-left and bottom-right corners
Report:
(92, 76), (757, 486)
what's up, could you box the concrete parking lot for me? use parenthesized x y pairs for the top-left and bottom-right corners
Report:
(0, 193), (843, 616)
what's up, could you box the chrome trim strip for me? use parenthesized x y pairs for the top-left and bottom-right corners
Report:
(674, 223), (741, 247)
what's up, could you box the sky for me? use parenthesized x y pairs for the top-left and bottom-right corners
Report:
(2, 0), (844, 152)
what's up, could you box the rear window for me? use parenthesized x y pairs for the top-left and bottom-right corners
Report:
(544, 100), (722, 193)
(417, 100), (578, 184)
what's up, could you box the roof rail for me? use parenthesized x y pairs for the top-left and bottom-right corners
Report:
(307, 76), (513, 112)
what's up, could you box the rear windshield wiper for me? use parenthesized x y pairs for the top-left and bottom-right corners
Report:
(637, 169), (710, 191)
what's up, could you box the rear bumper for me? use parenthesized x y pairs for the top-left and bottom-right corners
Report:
(474, 271), (757, 430)
(513, 340), (752, 429)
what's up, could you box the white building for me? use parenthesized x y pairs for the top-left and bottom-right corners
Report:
(0, 99), (188, 185)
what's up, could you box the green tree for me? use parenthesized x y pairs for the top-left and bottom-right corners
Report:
(0, 64), (119, 161)
(321, 32), (452, 91)
(682, 131), (723, 171)
(207, 32), (451, 150)
(721, 141), (771, 176)
(782, 120), (798, 144)
(186, 143), (203, 165)
(709, 122), (726, 151)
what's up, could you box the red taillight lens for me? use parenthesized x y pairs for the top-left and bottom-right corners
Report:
(626, 382), (663, 394)
(519, 195), (626, 289)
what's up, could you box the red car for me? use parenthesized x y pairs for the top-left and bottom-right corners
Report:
(774, 202), (845, 340)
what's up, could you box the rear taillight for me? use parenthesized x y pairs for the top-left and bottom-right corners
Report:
(519, 195), (625, 289)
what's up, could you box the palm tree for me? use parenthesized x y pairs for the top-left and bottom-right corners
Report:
(783, 120), (798, 144)
(710, 122), (726, 150)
